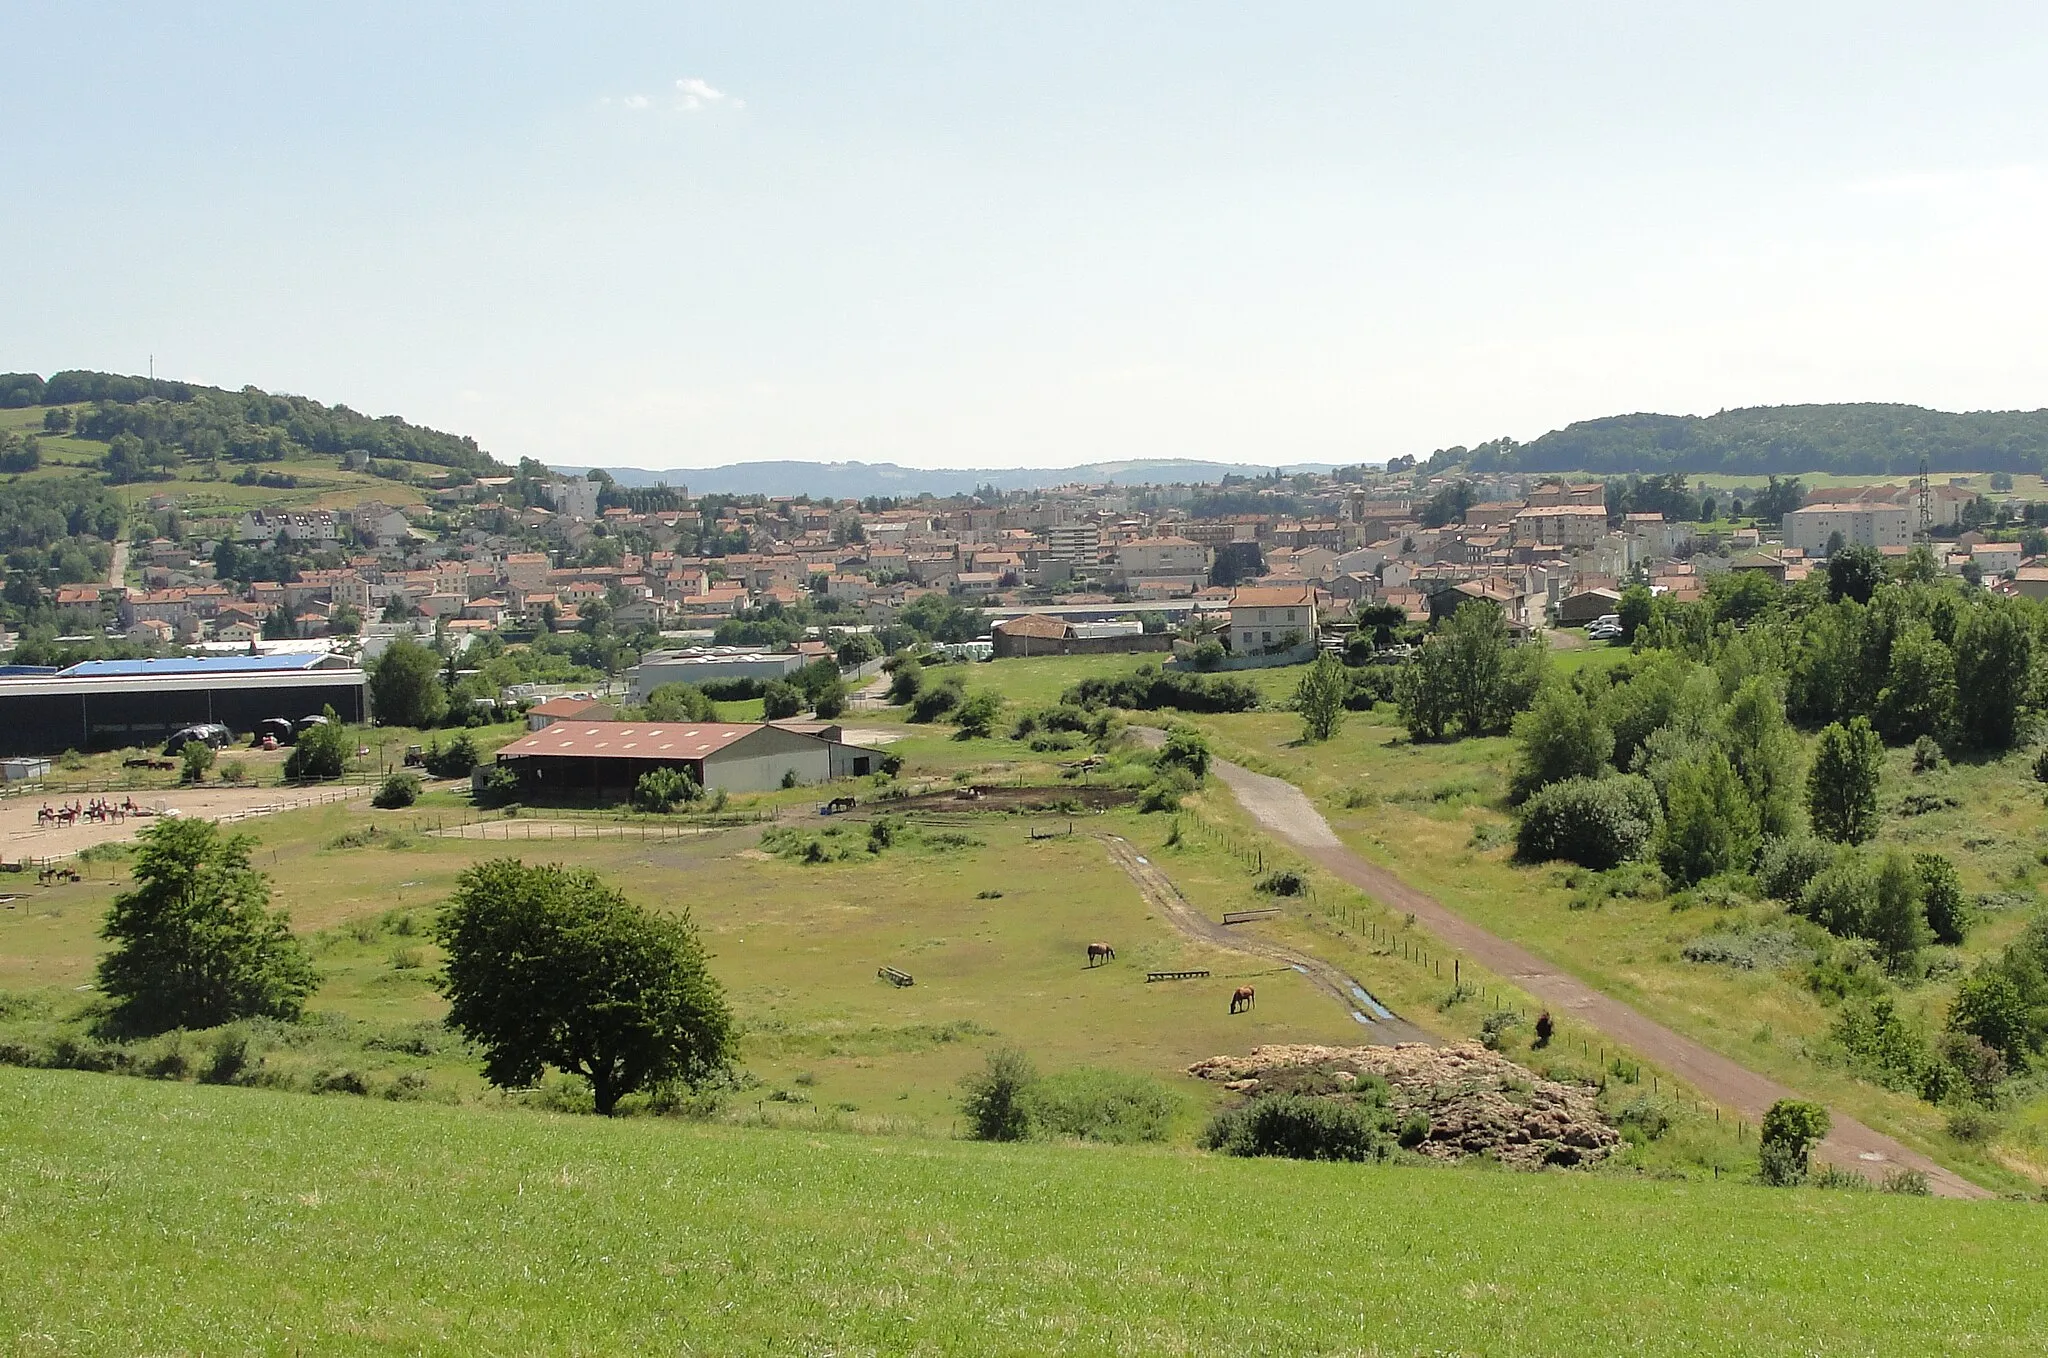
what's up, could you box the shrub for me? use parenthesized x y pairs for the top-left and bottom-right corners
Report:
(1881, 1168), (1932, 1196)
(1021, 1068), (1179, 1144)
(953, 691), (1004, 739)
(1757, 836), (1835, 903)
(1191, 639), (1225, 670)
(632, 767), (699, 813)
(1478, 1010), (1521, 1051)
(373, 772), (422, 809)
(1758, 1098), (1831, 1185)
(1514, 774), (1659, 869)
(472, 763), (521, 807)
(1155, 724), (1211, 779)
(909, 679), (964, 723)
(1060, 666), (1258, 714)
(423, 732), (479, 779)
(1344, 666), (1398, 710)
(1200, 1095), (1389, 1162)
(1912, 736), (1949, 774)
(179, 740), (215, 784)
(217, 759), (248, 785)
(284, 709), (348, 781)
(761, 681), (803, 720)
(1256, 869), (1307, 897)
(1139, 766), (1197, 813)
(960, 1046), (1036, 1141)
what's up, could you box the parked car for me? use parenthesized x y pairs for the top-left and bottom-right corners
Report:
(1587, 624), (1624, 642)
(164, 723), (232, 755)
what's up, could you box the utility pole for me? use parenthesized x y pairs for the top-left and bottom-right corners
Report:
(1916, 456), (1932, 540)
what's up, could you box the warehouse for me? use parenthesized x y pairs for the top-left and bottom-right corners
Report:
(627, 648), (805, 702)
(0, 653), (368, 756)
(493, 720), (883, 798)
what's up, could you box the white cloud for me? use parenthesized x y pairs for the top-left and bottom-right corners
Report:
(602, 77), (745, 114)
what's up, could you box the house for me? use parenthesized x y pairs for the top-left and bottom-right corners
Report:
(493, 721), (884, 796)
(1556, 587), (1623, 626)
(526, 696), (616, 730)
(990, 615), (1172, 658)
(1228, 584), (1318, 656)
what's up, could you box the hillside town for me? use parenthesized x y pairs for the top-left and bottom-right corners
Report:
(21, 465), (2045, 674)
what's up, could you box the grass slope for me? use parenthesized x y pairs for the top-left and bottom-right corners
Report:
(4, 1067), (2043, 1355)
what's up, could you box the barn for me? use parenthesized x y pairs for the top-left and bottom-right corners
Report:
(0, 652), (368, 756)
(492, 720), (884, 797)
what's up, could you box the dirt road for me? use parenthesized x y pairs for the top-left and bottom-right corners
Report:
(1202, 753), (1988, 1198)
(1100, 834), (1434, 1045)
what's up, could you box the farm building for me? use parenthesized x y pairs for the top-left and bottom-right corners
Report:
(525, 695), (615, 730)
(0, 653), (368, 756)
(1555, 587), (1622, 625)
(627, 648), (806, 702)
(990, 614), (1174, 658)
(493, 720), (884, 797)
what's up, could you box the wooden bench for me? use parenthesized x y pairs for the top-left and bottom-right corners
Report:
(1145, 969), (1211, 983)
(877, 965), (915, 988)
(1221, 908), (1281, 925)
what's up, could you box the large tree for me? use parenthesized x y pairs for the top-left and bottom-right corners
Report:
(1807, 717), (1883, 844)
(368, 632), (448, 727)
(1510, 681), (1612, 801)
(1952, 599), (2034, 750)
(436, 859), (734, 1115)
(97, 818), (317, 1033)
(1294, 652), (1347, 744)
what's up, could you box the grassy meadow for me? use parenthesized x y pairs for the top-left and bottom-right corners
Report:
(4, 1066), (2044, 1356)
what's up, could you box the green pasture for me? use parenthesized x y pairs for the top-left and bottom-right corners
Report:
(3, 1067), (2042, 1356)
(1171, 696), (2048, 1192)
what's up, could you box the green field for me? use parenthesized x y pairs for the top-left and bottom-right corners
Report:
(3, 1067), (2042, 1355)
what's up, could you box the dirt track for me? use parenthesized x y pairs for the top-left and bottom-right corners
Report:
(1100, 834), (1434, 1045)
(0, 783), (371, 861)
(1200, 753), (1988, 1198)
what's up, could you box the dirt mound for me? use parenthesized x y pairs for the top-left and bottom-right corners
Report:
(1188, 1042), (1622, 1169)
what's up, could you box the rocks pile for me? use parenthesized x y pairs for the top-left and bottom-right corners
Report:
(1187, 1041), (1623, 1168)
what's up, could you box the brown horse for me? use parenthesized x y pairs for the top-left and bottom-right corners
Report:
(1086, 942), (1116, 967)
(1230, 985), (1255, 1014)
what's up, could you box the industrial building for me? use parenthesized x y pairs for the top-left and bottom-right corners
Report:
(0, 653), (368, 756)
(493, 720), (883, 797)
(627, 648), (805, 702)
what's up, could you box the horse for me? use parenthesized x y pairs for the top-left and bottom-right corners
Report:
(1086, 942), (1115, 967)
(1230, 985), (1256, 1014)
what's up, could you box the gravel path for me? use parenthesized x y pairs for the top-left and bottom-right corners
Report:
(1200, 752), (1988, 1198)
(1099, 833), (1434, 1045)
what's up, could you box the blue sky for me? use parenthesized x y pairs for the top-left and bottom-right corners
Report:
(5, 3), (2047, 471)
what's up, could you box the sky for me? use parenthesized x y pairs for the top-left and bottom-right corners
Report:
(5, 2), (2048, 472)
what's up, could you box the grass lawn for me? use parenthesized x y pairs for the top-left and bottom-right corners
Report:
(3, 1066), (2044, 1355)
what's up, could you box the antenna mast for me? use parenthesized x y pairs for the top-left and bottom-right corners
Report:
(1916, 456), (1932, 540)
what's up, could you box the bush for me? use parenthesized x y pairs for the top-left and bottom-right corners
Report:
(1139, 766), (1197, 813)
(373, 772), (422, 809)
(1155, 724), (1211, 779)
(632, 767), (700, 813)
(179, 740), (215, 784)
(217, 759), (248, 785)
(1200, 1095), (1390, 1162)
(909, 678), (964, 723)
(761, 681), (803, 720)
(284, 709), (348, 781)
(1191, 639), (1225, 670)
(423, 732), (479, 779)
(1021, 1068), (1179, 1144)
(1757, 836), (1835, 902)
(1514, 775), (1659, 869)
(472, 764), (521, 807)
(1913, 735), (1949, 774)
(1758, 1098), (1831, 1185)
(1061, 666), (1259, 714)
(1344, 666), (1398, 710)
(960, 1046), (1036, 1141)
(1256, 869), (1307, 897)
(952, 691), (1004, 739)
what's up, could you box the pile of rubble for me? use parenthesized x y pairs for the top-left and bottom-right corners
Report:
(1187, 1042), (1622, 1169)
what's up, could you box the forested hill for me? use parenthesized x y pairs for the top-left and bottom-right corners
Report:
(1508, 404), (2048, 477)
(0, 370), (503, 480)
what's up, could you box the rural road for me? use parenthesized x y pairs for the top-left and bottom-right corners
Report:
(1141, 731), (1988, 1197)
(1100, 833), (1434, 1045)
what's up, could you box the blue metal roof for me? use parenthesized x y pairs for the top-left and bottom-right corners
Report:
(57, 654), (338, 679)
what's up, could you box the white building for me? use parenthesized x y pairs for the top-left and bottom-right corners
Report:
(1782, 505), (1913, 556)
(544, 478), (602, 520)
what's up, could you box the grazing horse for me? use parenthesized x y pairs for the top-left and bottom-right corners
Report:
(1229, 985), (1256, 1014)
(1086, 942), (1116, 967)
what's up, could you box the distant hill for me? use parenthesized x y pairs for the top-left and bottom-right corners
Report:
(550, 459), (1339, 498)
(1512, 403), (2048, 478)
